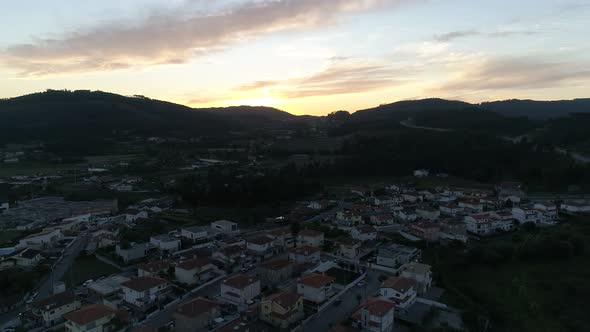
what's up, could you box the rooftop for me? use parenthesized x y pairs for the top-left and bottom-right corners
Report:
(381, 276), (416, 292)
(175, 297), (219, 318)
(299, 229), (323, 238)
(266, 291), (301, 308)
(353, 297), (395, 318)
(121, 277), (167, 292)
(223, 274), (259, 289)
(290, 245), (321, 256)
(64, 304), (115, 326)
(259, 259), (292, 271)
(297, 273), (335, 288)
(34, 291), (77, 311)
(177, 258), (213, 270)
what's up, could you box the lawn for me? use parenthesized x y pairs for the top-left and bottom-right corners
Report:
(430, 217), (590, 332)
(325, 267), (361, 285)
(0, 230), (26, 246)
(62, 255), (120, 286)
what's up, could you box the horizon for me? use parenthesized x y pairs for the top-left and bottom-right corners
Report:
(1, 0), (589, 115)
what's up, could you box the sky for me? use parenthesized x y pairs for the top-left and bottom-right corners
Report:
(0, 0), (589, 115)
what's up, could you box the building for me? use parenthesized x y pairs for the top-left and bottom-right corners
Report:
(257, 259), (293, 286)
(376, 244), (420, 270)
(174, 297), (220, 332)
(211, 220), (239, 234)
(439, 203), (464, 217)
(534, 202), (559, 221)
(115, 243), (155, 263)
(561, 201), (590, 214)
(181, 226), (209, 241)
(458, 198), (484, 213)
(267, 228), (294, 250)
(465, 213), (513, 236)
(137, 260), (172, 277)
(288, 245), (321, 264)
(414, 169), (430, 178)
(212, 245), (246, 271)
(87, 275), (130, 297)
(150, 235), (181, 254)
(395, 208), (417, 222)
(33, 291), (81, 327)
(175, 258), (216, 285)
(296, 273), (335, 304)
(415, 207), (440, 221)
(220, 274), (261, 306)
(0, 201), (8, 213)
(352, 297), (395, 332)
(379, 277), (417, 316)
(409, 221), (440, 242)
(297, 230), (324, 247)
(246, 236), (274, 258)
(17, 229), (63, 249)
(370, 213), (394, 225)
(337, 238), (362, 260)
(260, 291), (304, 329)
(439, 219), (468, 243)
(400, 262), (433, 294)
(351, 226), (378, 242)
(64, 304), (117, 332)
(12, 248), (42, 268)
(121, 277), (169, 308)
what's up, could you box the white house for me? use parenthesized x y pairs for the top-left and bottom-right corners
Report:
(370, 213), (394, 225)
(414, 169), (430, 178)
(289, 246), (321, 264)
(150, 234), (181, 254)
(439, 203), (464, 216)
(534, 202), (559, 221)
(181, 226), (209, 241)
(121, 276), (169, 308)
(338, 238), (362, 260)
(352, 297), (395, 332)
(400, 262), (433, 294)
(376, 244), (420, 270)
(175, 258), (216, 285)
(116, 242), (155, 263)
(297, 230), (324, 247)
(351, 226), (378, 242)
(220, 274), (261, 306)
(124, 210), (148, 222)
(246, 236), (274, 257)
(0, 201), (9, 213)
(415, 207), (440, 221)
(395, 208), (417, 222)
(211, 220), (239, 234)
(379, 276), (417, 316)
(512, 206), (544, 225)
(33, 291), (81, 327)
(458, 198), (484, 213)
(17, 229), (63, 249)
(561, 201), (590, 214)
(296, 273), (335, 304)
(465, 213), (513, 236)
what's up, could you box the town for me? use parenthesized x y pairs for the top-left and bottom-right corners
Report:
(2, 165), (589, 332)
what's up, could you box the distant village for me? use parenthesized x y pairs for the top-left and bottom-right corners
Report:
(1, 167), (590, 332)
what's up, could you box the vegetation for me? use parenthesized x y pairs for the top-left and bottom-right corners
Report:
(62, 254), (120, 286)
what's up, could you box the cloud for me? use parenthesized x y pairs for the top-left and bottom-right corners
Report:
(434, 29), (538, 42)
(0, 0), (418, 77)
(235, 60), (411, 99)
(433, 55), (590, 94)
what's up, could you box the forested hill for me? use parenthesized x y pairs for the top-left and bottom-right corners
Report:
(481, 98), (590, 120)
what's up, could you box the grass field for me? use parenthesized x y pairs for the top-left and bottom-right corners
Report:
(0, 230), (25, 246)
(62, 255), (120, 287)
(0, 162), (81, 177)
(430, 217), (590, 332)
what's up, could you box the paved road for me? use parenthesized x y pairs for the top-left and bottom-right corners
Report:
(303, 270), (382, 331)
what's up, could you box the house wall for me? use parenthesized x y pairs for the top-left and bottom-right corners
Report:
(65, 314), (114, 332)
(220, 281), (261, 304)
(297, 284), (329, 303)
(42, 301), (81, 326)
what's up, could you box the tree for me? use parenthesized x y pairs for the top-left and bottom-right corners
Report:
(291, 222), (301, 247)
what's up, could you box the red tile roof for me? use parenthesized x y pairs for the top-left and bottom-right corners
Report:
(137, 260), (171, 273)
(353, 297), (395, 318)
(34, 291), (77, 311)
(175, 297), (218, 318)
(297, 273), (335, 289)
(177, 258), (212, 270)
(64, 304), (115, 326)
(381, 276), (416, 292)
(259, 259), (292, 270)
(223, 274), (259, 289)
(266, 291), (301, 308)
(121, 277), (167, 292)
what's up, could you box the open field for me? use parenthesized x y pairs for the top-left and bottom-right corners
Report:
(62, 255), (120, 287)
(0, 162), (81, 177)
(0, 230), (27, 247)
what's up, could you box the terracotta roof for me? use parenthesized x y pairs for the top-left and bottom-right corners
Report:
(175, 297), (218, 318)
(121, 277), (167, 292)
(177, 258), (212, 270)
(353, 297), (395, 318)
(266, 291), (301, 308)
(381, 276), (416, 292)
(299, 229), (323, 238)
(290, 245), (320, 256)
(34, 291), (76, 311)
(64, 304), (115, 326)
(223, 274), (259, 289)
(259, 259), (292, 270)
(297, 273), (335, 289)
(137, 260), (171, 273)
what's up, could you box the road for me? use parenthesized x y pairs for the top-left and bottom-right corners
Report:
(0, 234), (89, 329)
(303, 270), (382, 331)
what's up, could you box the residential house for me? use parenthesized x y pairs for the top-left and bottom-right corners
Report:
(0, 201), (8, 213)
(409, 221), (440, 242)
(297, 273), (335, 305)
(123, 210), (148, 222)
(439, 203), (463, 216)
(211, 220), (239, 234)
(175, 258), (216, 285)
(121, 277), (169, 308)
(400, 262), (433, 294)
(12, 248), (42, 268)
(174, 297), (220, 332)
(439, 219), (468, 243)
(246, 236), (274, 258)
(561, 201), (590, 214)
(415, 207), (440, 221)
(64, 304), (117, 332)
(336, 210), (363, 226)
(414, 169), (430, 178)
(351, 226), (378, 242)
(370, 213), (394, 225)
(220, 274), (261, 305)
(260, 292), (304, 329)
(267, 228), (294, 250)
(137, 260), (172, 278)
(464, 214), (495, 236)
(458, 198), (484, 213)
(376, 244), (420, 270)
(257, 259), (293, 286)
(379, 277), (417, 316)
(17, 229), (63, 249)
(33, 291), (81, 327)
(150, 235), (181, 254)
(181, 226), (209, 241)
(297, 230), (324, 247)
(289, 246), (321, 264)
(496, 181), (525, 203)
(352, 297), (395, 332)
(395, 208), (417, 222)
(402, 192), (423, 203)
(115, 243), (155, 263)
(337, 238), (362, 260)
(534, 202), (559, 221)
(212, 245), (246, 271)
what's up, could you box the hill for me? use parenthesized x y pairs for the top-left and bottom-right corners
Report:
(481, 99), (590, 120)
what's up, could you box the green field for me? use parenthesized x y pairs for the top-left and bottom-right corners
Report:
(62, 255), (120, 286)
(430, 217), (590, 332)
